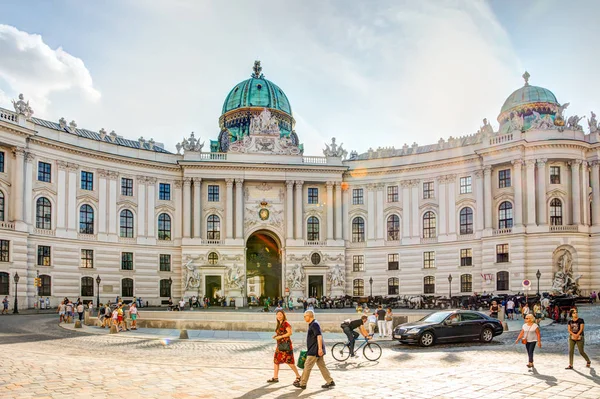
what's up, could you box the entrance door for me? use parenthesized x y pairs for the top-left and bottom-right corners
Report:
(308, 276), (324, 298)
(205, 276), (221, 302)
(246, 231), (281, 300)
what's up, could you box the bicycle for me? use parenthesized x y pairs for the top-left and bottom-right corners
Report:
(331, 336), (382, 361)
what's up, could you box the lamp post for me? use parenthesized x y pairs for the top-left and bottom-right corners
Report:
(448, 274), (453, 303)
(13, 272), (20, 314)
(369, 277), (373, 298)
(168, 277), (173, 299)
(536, 270), (541, 296)
(96, 275), (101, 307)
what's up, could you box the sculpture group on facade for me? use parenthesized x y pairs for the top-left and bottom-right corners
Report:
(288, 264), (305, 289)
(176, 132), (204, 154)
(328, 264), (345, 288)
(323, 137), (348, 159)
(183, 259), (202, 289)
(226, 264), (245, 290)
(12, 94), (34, 119)
(551, 250), (582, 295)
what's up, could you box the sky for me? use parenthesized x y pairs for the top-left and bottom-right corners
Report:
(1, 0), (599, 155)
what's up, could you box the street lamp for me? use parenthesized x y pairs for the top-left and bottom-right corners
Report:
(96, 275), (101, 307)
(536, 270), (541, 296)
(448, 274), (453, 302)
(369, 277), (373, 298)
(13, 272), (20, 314)
(168, 277), (173, 298)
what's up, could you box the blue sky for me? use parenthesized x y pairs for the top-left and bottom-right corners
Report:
(1, 0), (599, 155)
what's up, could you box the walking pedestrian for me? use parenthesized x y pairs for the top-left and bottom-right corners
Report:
(506, 298), (515, 320)
(111, 306), (119, 331)
(179, 298), (185, 311)
(385, 308), (394, 337)
(521, 302), (531, 319)
(565, 309), (591, 369)
(267, 310), (301, 384)
(57, 301), (66, 323)
(2, 296), (8, 314)
(77, 302), (84, 321)
(129, 302), (139, 330)
(376, 305), (386, 338)
(489, 301), (499, 319)
(514, 314), (541, 368)
(66, 300), (74, 323)
(533, 302), (543, 324)
(294, 310), (335, 390)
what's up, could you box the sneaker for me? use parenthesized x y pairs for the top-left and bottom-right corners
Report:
(322, 381), (335, 389)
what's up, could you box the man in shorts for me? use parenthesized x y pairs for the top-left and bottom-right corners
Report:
(57, 301), (66, 323)
(506, 298), (515, 320)
(2, 296), (8, 314)
(129, 302), (139, 330)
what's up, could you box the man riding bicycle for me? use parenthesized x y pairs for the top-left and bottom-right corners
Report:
(341, 315), (370, 357)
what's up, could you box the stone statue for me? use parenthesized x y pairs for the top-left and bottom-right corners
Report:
(176, 132), (204, 153)
(323, 137), (347, 159)
(328, 264), (345, 288)
(478, 118), (494, 135)
(226, 264), (245, 290)
(288, 264), (305, 289)
(567, 115), (584, 131)
(183, 259), (201, 289)
(249, 108), (280, 136)
(530, 111), (554, 130)
(551, 250), (582, 295)
(176, 142), (182, 154)
(349, 150), (358, 160)
(556, 102), (570, 119)
(508, 113), (524, 132)
(12, 94), (34, 119)
(588, 111), (598, 134)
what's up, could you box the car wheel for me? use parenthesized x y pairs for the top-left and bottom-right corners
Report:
(480, 327), (494, 343)
(419, 331), (435, 347)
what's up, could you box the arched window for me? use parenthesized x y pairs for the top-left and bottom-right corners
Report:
(79, 204), (94, 234)
(388, 277), (399, 295)
(0, 272), (8, 295)
(159, 279), (171, 297)
(423, 211), (436, 238)
(459, 207), (473, 235)
(36, 197), (52, 230)
(307, 216), (320, 241)
(120, 210), (134, 238)
(208, 252), (219, 265)
(158, 213), (171, 240)
(0, 191), (5, 221)
(122, 278), (134, 297)
(387, 215), (400, 241)
(497, 271), (509, 291)
(353, 279), (364, 296)
(550, 198), (562, 226)
(498, 201), (513, 229)
(207, 215), (220, 240)
(460, 274), (472, 293)
(352, 217), (365, 242)
(423, 276), (435, 294)
(81, 277), (94, 297)
(39, 275), (51, 296)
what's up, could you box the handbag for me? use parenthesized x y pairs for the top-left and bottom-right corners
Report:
(521, 325), (532, 344)
(297, 350), (307, 369)
(277, 341), (291, 352)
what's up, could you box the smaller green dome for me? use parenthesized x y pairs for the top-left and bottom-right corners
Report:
(500, 72), (558, 115)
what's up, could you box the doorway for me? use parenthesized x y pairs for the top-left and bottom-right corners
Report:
(246, 231), (281, 299)
(308, 275), (324, 298)
(205, 276), (222, 300)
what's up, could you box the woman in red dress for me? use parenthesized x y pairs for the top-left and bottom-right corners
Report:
(268, 310), (301, 384)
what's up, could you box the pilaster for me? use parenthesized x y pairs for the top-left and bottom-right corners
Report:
(591, 161), (600, 227)
(226, 178), (234, 239)
(193, 177), (202, 238)
(526, 160), (536, 228)
(136, 176), (147, 238)
(334, 182), (342, 240)
(570, 160), (582, 226)
(57, 161), (68, 234)
(286, 181), (294, 240)
(483, 166), (493, 231)
(536, 159), (547, 225)
(182, 178), (192, 238)
(146, 177), (157, 239)
(235, 178), (244, 239)
(294, 181), (303, 240)
(326, 181), (334, 240)
(475, 170), (484, 232)
(511, 160), (523, 227)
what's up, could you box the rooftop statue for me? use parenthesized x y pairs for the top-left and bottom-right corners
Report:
(12, 94), (34, 119)
(508, 113), (524, 132)
(249, 108), (280, 135)
(323, 137), (347, 159)
(176, 132), (204, 154)
(567, 115), (584, 131)
(530, 110), (554, 130)
(554, 102), (569, 128)
(588, 111), (598, 134)
(478, 118), (494, 136)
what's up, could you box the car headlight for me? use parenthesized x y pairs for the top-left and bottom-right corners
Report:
(407, 328), (421, 334)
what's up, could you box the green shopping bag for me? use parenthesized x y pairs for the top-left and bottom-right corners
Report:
(297, 350), (308, 369)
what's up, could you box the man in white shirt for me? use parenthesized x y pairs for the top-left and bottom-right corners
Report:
(367, 313), (377, 335)
(179, 298), (185, 311)
(506, 299), (515, 320)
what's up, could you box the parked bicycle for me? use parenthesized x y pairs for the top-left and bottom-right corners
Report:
(331, 337), (382, 361)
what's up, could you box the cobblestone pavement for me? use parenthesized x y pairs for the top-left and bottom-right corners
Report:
(0, 307), (599, 398)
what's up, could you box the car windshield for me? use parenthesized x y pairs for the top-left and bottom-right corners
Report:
(420, 312), (453, 323)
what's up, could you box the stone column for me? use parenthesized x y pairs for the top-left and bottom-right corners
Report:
(294, 181), (303, 240)
(526, 160), (536, 227)
(193, 178), (201, 238)
(437, 176), (447, 235)
(376, 184), (384, 240)
(57, 161), (68, 232)
(536, 159), (547, 225)
(582, 162), (589, 226)
(411, 181), (420, 238)
(226, 179), (234, 239)
(286, 181), (294, 239)
(511, 160), (523, 227)
(367, 184), (375, 240)
(23, 153), (34, 226)
(447, 175), (457, 234)
(235, 178), (244, 239)
(401, 181), (411, 238)
(11, 148), (25, 223)
(136, 177), (146, 237)
(98, 170), (108, 234)
(335, 182), (342, 240)
(146, 177), (157, 238)
(475, 170), (484, 231)
(326, 181), (334, 240)
(174, 180), (183, 239)
(592, 161), (600, 226)
(570, 160), (582, 225)
(67, 164), (79, 231)
(483, 166), (493, 229)
(182, 178), (192, 238)
(108, 172), (118, 235)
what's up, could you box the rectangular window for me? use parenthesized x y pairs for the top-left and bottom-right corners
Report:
(37, 245), (51, 266)
(388, 278), (399, 295)
(39, 275), (51, 296)
(121, 252), (134, 270)
(353, 279), (364, 296)
(460, 176), (472, 194)
(423, 251), (435, 268)
(159, 183), (171, 201)
(499, 169), (511, 188)
(307, 187), (318, 204)
(550, 166), (560, 184)
(159, 254), (171, 272)
(387, 186), (398, 203)
(460, 248), (473, 266)
(0, 151), (4, 173)
(208, 185), (219, 202)
(38, 161), (51, 182)
(121, 178), (133, 196)
(352, 255), (364, 272)
(80, 249), (94, 268)
(160, 279), (171, 297)
(80, 171), (93, 190)
(388, 253), (399, 270)
(423, 181), (434, 199)
(496, 244), (509, 263)
(0, 240), (8, 262)
(352, 188), (363, 205)
(460, 275), (473, 293)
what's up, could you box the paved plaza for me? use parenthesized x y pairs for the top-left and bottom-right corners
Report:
(1, 307), (599, 399)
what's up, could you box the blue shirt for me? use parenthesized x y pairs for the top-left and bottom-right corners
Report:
(306, 319), (326, 356)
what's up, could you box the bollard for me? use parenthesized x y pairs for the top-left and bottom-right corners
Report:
(179, 329), (189, 339)
(74, 320), (82, 328)
(110, 324), (118, 334)
(502, 321), (508, 331)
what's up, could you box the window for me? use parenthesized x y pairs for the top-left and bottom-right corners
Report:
(353, 279), (364, 296)
(352, 217), (365, 242)
(121, 252), (133, 270)
(496, 244), (509, 263)
(460, 274), (472, 293)
(0, 191), (4, 221)
(79, 204), (94, 234)
(307, 187), (318, 204)
(36, 197), (52, 230)
(423, 251), (435, 268)
(497, 271), (509, 291)
(81, 277), (94, 297)
(460, 176), (472, 194)
(120, 210), (134, 238)
(352, 188), (363, 205)
(423, 181), (434, 199)
(550, 198), (562, 226)
(460, 249), (472, 266)
(158, 213), (171, 240)
(311, 253), (321, 265)
(208, 252), (218, 265)
(423, 211), (436, 238)
(424, 276), (435, 294)
(159, 254), (171, 271)
(498, 169), (511, 188)
(159, 183), (171, 201)
(207, 215), (220, 240)
(352, 255), (364, 272)
(38, 161), (51, 182)
(387, 215), (400, 241)
(550, 166), (560, 184)
(121, 178), (133, 196)
(37, 245), (51, 266)
(0, 240), (8, 262)
(498, 202), (513, 229)
(208, 185), (219, 202)
(80, 249), (94, 268)
(81, 171), (93, 190)
(387, 186), (398, 202)
(388, 254), (399, 270)
(160, 279), (171, 297)
(307, 216), (319, 241)
(39, 275), (51, 296)
(0, 272), (8, 295)
(459, 207), (473, 235)
(121, 278), (134, 297)
(461, 312), (484, 321)
(0, 151), (4, 173)
(388, 278), (399, 295)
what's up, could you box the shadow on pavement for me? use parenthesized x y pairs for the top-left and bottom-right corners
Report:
(573, 367), (600, 385)
(233, 383), (286, 399)
(530, 367), (558, 386)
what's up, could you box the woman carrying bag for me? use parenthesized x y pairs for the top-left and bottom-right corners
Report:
(566, 309), (591, 369)
(514, 314), (542, 368)
(268, 310), (302, 385)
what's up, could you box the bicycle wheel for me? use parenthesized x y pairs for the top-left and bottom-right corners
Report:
(331, 342), (351, 361)
(362, 342), (382, 361)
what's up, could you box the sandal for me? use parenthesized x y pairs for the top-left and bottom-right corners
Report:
(294, 377), (301, 384)
(267, 378), (279, 383)
(586, 362), (591, 368)
(565, 365), (573, 370)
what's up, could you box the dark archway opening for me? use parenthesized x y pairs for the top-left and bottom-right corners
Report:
(246, 231), (281, 301)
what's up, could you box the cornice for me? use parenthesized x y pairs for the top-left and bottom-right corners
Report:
(180, 162), (347, 175)
(343, 156), (480, 179)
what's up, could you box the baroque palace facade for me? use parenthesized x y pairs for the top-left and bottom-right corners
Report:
(0, 64), (599, 308)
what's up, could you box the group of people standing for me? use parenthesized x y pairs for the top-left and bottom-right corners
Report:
(56, 298), (90, 323)
(98, 301), (139, 332)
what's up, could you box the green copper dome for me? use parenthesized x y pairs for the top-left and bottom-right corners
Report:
(500, 72), (558, 114)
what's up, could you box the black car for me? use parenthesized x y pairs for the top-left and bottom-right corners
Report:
(392, 310), (503, 347)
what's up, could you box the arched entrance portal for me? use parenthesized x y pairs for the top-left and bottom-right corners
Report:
(246, 231), (282, 301)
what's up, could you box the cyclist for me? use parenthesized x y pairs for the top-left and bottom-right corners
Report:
(341, 315), (370, 357)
